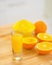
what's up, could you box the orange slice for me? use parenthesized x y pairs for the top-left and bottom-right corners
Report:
(37, 33), (52, 42)
(35, 42), (52, 54)
(23, 37), (38, 49)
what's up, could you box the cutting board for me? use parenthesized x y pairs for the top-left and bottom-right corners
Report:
(0, 26), (52, 65)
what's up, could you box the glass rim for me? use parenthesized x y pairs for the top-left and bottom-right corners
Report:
(11, 31), (23, 37)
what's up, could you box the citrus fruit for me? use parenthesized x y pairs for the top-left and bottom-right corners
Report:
(35, 42), (52, 54)
(34, 20), (47, 34)
(13, 19), (35, 37)
(37, 33), (52, 42)
(23, 37), (38, 49)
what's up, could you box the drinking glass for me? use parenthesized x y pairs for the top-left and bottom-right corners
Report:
(11, 31), (23, 61)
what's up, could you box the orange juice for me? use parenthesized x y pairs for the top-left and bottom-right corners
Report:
(11, 32), (23, 60)
(13, 19), (35, 37)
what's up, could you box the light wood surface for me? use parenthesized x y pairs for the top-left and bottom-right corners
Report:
(0, 26), (52, 65)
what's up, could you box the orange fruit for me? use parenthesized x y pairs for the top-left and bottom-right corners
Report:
(23, 37), (38, 49)
(35, 42), (52, 54)
(37, 33), (52, 42)
(34, 20), (47, 34)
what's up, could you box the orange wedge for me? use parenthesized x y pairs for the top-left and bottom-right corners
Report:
(35, 42), (52, 54)
(23, 37), (38, 49)
(37, 33), (52, 42)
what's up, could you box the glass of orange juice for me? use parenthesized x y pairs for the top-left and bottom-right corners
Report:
(13, 19), (35, 37)
(11, 31), (23, 61)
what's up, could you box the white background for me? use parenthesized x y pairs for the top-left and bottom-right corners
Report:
(0, 0), (52, 34)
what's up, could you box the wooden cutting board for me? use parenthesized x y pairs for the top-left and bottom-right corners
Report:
(0, 26), (52, 65)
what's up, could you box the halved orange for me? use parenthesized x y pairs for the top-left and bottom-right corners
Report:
(37, 33), (52, 42)
(23, 37), (38, 49)
(35, 42), (52, 54)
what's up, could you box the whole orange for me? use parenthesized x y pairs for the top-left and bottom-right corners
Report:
(34, 20), (47, 34)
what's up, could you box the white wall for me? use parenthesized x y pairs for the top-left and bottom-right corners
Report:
(44, 0), (52, 34)
(44, 0), (52, 18)
(0, 0), (44, 25)
(0, 0), (52, 34)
